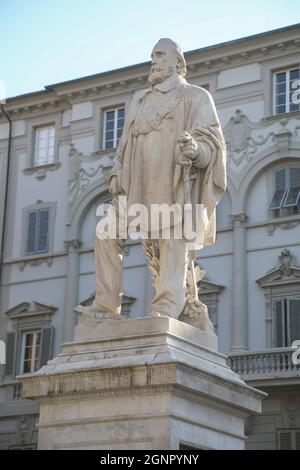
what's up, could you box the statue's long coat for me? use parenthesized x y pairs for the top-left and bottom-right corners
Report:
(109, 75), (226, 249)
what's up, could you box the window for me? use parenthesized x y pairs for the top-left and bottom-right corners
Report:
(20, 331), (41, 374)
(274, 298), (300, 347)
(277, 429), (300, 450)
(273, 68), (300, 115)
(34, 125), (55, 166)
(269, 167), (300, 217)
(26, 207), (50, 255)
(4, 303), (55, 379)
(22, 202), (56, 259)
(103, 107), (125, 149)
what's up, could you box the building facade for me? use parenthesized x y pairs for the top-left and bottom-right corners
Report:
(0, 24), (300, 450)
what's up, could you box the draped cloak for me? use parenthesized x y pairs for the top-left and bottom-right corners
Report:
(108, 74), (227, 250)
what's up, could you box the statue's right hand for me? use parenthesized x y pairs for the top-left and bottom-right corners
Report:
(109, 175), (120, 196)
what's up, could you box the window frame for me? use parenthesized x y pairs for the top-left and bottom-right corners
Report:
(33, 124), (56, 167)
(20, 330), (41, 375)
(102, 106), (125, 150)
(273, 66), (300, 115)
(4, 303), (55, 379)
(269, 166), (300, 218)
(22, 201), (57, 258)
(26, 207), (51, 255)
(256, 250), (300, 349)
(23, 116), (61, 176)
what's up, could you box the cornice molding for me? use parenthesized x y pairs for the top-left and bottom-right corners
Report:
(198, 279), (225, 295)
(20, 363), (178, 403)
(1, 35), (299, 120)
(256, 249), (300, 287)
(31, 385), (174, 405)
(0, 99), (69, 122)
(5, 301), (57, 319)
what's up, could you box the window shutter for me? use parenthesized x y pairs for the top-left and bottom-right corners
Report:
(5, 332), (16, 377)
(275, 300), (284, 347)
(116, 108), (125, 145)
(39, 327), (54, 367)
(288, 299), (300, 345)
(278, 430), (300, 450)
(275, 71), (287, 114)
(270, 169), (287, 209)
(26, 210), (37, 254)
(37, 208), (50, 253)
(279, 431), (292, 450)
(290, 167), (300, 190)
(284, 168), (300, 207)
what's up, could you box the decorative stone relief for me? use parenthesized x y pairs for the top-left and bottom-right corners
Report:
(279, 249), (295, 276)
(224, 110), (273, 166)
(224, 112), (300, 169)
(272, 118), (292, 157)
(68, 144), (114, 206)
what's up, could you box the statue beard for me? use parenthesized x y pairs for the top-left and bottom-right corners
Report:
(148, 65), (175, 84)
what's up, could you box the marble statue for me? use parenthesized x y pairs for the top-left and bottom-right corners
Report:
(76, 38), (226, 329)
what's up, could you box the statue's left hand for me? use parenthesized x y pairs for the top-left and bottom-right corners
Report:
(108, 174), (122, 196)
(175, 131), (199, 165)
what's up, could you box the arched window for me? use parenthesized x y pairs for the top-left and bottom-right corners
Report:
(269, 167), (300, 217)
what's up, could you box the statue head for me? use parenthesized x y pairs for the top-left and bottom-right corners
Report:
(148, 38), (187, 85)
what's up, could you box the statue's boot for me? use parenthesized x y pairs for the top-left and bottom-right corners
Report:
(74, 302), (124, 322)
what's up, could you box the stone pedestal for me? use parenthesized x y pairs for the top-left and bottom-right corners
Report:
(20, 317), (265, 450)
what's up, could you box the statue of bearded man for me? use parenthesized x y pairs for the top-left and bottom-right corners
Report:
(77, 38), (226, 325)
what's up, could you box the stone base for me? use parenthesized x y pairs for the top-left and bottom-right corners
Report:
(20, 317), (265, 450)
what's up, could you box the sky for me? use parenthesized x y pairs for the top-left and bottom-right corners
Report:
(0, 0), (299, 99)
